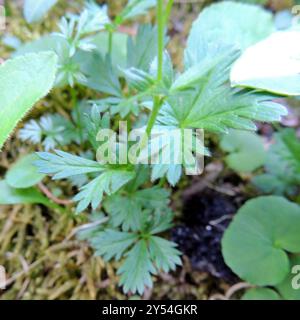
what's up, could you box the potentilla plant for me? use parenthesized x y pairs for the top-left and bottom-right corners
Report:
(1, 0), (299, 295)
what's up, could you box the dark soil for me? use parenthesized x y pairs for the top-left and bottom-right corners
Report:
(172, 189), (239, 282)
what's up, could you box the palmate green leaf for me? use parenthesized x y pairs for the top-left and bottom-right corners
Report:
(118, 240), (156, 295)
(91, 229), (138, 261)
(253, 129), (300, 195)
(104, 186), (170, 231)
(127, 24), (159, 72)
(117, 236), (181, 294)
(220, 130), (266, 173)
(35, 150), (104, 179)
(120, 67), (155, 92)
(75, 52), (122, 96)
(92, 32), (128, 69)
(185, 1), (274, 67)
(159, 49), (287, 134)
(242, 288), (281, 300)
(74, 169), (135, 212)
(149, 236), (181, 273)
(24, 0), (58, 23)
(104, 195), (142, 231)
(19, 113), (76, 151)
(87, 208), (180, 294)
(0, 52), (58, 149)
(222, 196), (300, 286)
(6, 153), (45, 188)
(0, 180), (50, 206)
(148, 209), (174, 235)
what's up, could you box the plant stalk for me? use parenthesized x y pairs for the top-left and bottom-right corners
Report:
(142, 0), (170, 144)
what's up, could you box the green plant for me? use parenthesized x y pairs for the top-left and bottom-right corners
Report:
(1, 1), (299, 295)
(222, 196), (300, 299)
(220, 129), (266, 173)
(0, 52), (57, 149)
(253, 128), (300, 195)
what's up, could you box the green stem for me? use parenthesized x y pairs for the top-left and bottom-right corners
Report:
(108, 29), (113, 56)
(164, 0), (174, 26)
(141, 0), (168, 144)
(156, 0), (164, 83)
(137, 0), (173, 162)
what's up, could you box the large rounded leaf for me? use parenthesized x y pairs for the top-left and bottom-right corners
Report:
(222, 196), (300, 285)
(6, 153), (45, 188)
(230, 31), (300, 95)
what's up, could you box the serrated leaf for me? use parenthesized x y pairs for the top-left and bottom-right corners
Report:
(149, 236), (181, 273)
(24, 0), (58, 23)
(0, 180), (50, 206)
(118, 240), (156, 295)
(158, 50), (287, 134)
(19, 113), (76, 151)
(220, 130), (266, 173)
(91, 229), (137, 261)
(75, 52), (122, 96)
(35, 150), (104, 179)
(74, 169), (135, 212)
(127, 24), (159, 72)
(104, 194), (142, 231)
(104, 186), (170, 231)
(120, 67), (155, 92)
(6, 153), (45, 188)
(222, 196), (300, 286)
(185, 1), (274, 67)
(231, 31), (300, 95)
(0, 52), (58, 149)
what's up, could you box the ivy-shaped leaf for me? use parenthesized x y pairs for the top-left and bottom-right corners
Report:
(222, 196), (300, 286)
